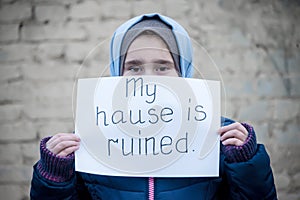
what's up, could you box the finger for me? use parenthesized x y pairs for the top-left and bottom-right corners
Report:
(56, 145), (80, 157)
(51, 140), (80, 155)
(49, 133), (80, 144)
(222, 137), (244, 146)
(220, 129), (248, 143)
(47, 133), (80, 151)
(218, 122), (248, 136)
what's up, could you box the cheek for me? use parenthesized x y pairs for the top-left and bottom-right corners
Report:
(123, 71), (134, 76)
(169, 69), (180, 77)
(122, 70), (130, 76)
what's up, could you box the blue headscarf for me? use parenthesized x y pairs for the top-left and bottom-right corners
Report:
(109, 13), (193, 78)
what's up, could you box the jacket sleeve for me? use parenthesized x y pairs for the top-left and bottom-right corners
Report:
(223, 144), (277, 199)
(30, 166), (78, 200)
(220, 117), (277, 199)
(30, 137), (91, 200)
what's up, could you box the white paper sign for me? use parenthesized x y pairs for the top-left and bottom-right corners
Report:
(75, 76), (220, 177)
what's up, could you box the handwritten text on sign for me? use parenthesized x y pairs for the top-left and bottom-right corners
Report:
(75, 76), (220, 177)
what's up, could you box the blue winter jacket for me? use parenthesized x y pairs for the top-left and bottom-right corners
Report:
(30, 118), (277, 200)
(30, 13), (277, 199)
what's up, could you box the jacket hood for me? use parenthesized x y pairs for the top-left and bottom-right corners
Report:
(109, 13), (193, 78)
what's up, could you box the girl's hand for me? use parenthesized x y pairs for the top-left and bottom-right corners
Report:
(218, 122), (248, 146)
(46, 133), (81, 157)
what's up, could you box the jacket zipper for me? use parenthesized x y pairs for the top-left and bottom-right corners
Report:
(148, 177), (154, 200)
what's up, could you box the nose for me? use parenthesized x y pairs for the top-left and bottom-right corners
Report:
(143, 69), (156, 76)
(142, 64), (157, 76)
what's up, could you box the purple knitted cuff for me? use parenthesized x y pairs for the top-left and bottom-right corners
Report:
(221, 123), (257, 163)
(36, 137), (75, 183)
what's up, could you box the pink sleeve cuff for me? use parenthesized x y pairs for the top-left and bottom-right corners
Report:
(221, 123), (257, 163)
(36, 137), (75, 183)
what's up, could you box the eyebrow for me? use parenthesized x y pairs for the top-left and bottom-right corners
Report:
(125, 59), (174, 66)
(124, 59), (143, 66)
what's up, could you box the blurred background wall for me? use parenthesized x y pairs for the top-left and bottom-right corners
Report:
(0, 0), (299, 199)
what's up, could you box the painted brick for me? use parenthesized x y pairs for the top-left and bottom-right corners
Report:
(0, 121), (36, 141)
(0, 144), (22, 165)
(0, 3), (31, 22)
(84, 19), (123, 39)
(222, 76), (256, 98)
(0, 44), (34, 62)
(20, 61), (76, 81)
(256, 75), (289, 97)
(0, 165), (32, 183)
(0, 24), (19, 42)
(0, 81), (32, 102)
(100, 1), (131, 19)
(269, 145), (300, 175)
(275, 171), (290, 190)
(0, 64), (21, 83)
(238, 100), (272, 122)
(37, 120), (74, 139)
(0, 105), (23, 122)
(32, 0), (74, 4)
(287, 54), (300, 74)
(35, 43), (65, 59)
(278, 193), (300, 200)
(21, 23), (87, 41)
(164, 0), (189, 18)
(0, 185), (24, 200)
(205, 28), (251, 50)
(132, 1), (164, 16)
(290, 76), (300, 97)
(292, 172), (300, 189)
(65, 42), (96, 62)
(78, 60), (111, 78)
(25, 80), (74, 100)
(23, 98), (73, 119)
(35, 5), (68, 22)
(21, 142), (40, 165)
(273, 122), (300, 145)
(273, 99), (299, 120)
(252, 123), (270, 144)
(69, 1), (101, 20)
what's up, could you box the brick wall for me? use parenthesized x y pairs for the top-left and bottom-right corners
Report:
(0, 0), (299, 199)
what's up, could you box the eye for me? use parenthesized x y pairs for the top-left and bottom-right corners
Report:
(155, 66), (171, 73)
(128, 66), (143, 73)
(155, 66), (168, 71)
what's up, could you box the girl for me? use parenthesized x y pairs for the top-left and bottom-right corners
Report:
(30, 13), (277, 199)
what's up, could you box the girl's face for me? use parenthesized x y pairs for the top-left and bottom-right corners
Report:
(123, 35), (179, 77)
